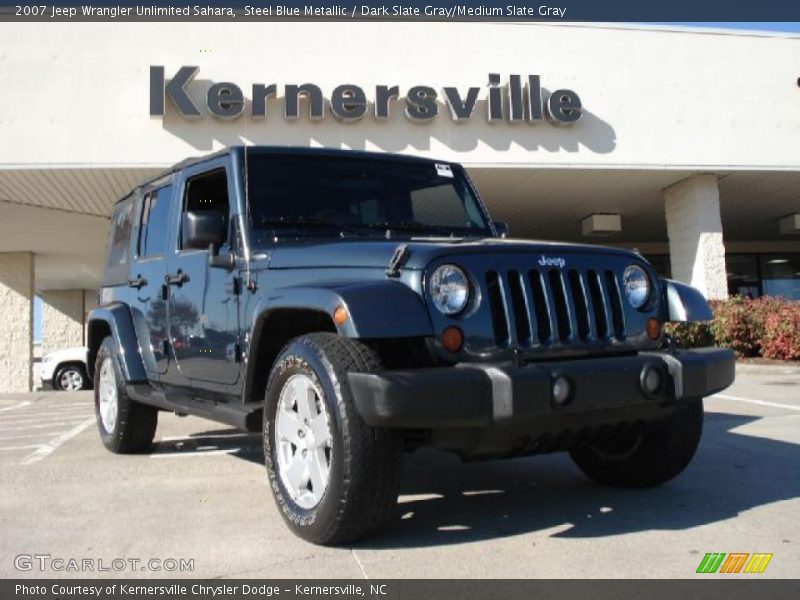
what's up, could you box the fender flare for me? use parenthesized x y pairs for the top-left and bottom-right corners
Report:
(249, 280), (434, 341)
(662, 279), (714, 322)
(244, 280), (433, 403)
(86, 303), (148, 383)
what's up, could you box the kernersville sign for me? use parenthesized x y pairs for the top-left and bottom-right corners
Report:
(149, 66), (582, 125)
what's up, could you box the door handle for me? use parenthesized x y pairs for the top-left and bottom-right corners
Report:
(128, 276), (147, 289)
(165, 271), (189, 287)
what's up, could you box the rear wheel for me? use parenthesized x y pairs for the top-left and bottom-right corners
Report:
(54, 364), (88, 391)
(94, 337), (158, 453)
(264, 333), (403, 545)
(569, 400), (704, 487)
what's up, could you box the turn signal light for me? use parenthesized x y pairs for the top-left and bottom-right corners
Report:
(333, 305), (348, 327)
(441, 326), (464, 353)
(646, 318), (662, 340)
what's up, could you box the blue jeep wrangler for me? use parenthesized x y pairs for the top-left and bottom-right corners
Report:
(88, 147), (734, 544)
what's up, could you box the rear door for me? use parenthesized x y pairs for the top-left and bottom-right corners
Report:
(129, 182), (175, 377)
(164, 157), (241, 387)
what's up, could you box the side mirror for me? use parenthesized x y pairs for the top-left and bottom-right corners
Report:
(182, 211), (226, 250)
(493, 221), (509, 238)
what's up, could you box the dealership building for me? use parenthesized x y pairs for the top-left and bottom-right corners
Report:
(0, 21), (798, 392)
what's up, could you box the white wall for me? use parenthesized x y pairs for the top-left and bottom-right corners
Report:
(0, 23), (798, 170)
(40, 289), (85, 356)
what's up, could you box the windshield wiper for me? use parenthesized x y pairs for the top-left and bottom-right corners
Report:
(360, 221), (457, 236)
(259, 217), (476, 238)
(257, 216), (362, 238)
(258, 216), (341, 229)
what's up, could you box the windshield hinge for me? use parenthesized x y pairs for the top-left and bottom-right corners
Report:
(386, 243), (410, 278)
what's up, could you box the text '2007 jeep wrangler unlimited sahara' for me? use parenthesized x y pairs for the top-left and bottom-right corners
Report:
(88, 147), (734, 544)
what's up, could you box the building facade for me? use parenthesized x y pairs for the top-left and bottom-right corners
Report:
(0, 22), (798, 391)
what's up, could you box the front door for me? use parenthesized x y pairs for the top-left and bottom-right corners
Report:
(165, 159), (241, 386)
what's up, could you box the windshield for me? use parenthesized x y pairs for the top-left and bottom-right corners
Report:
(246, 152), (491, 238)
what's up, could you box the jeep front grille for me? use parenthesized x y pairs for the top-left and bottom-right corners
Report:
(484, 268), (626, 347)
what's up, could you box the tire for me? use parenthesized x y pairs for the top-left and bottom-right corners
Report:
(94, 336), (158, 454)
(263, 333), (403, 545)
(54, 364), (88, 392)
(569, 400), (704, 488)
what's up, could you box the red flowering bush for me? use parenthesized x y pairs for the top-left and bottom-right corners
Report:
(665, 296), (799, 361)
(709, 296), (761, 357)
(760, 301), (800, 360)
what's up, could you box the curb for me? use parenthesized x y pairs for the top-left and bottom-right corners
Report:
(735, 362), (800, 376)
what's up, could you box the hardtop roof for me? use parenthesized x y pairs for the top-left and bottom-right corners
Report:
(124, 146), (447, 203)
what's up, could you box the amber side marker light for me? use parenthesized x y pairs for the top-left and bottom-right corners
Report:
(333, 305), (348, 327)
(442, 326), (464, 352)
(647, 318), (662, 340)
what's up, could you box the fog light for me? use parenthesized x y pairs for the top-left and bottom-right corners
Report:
(551, 375), (572, 408)
(441, 326), (464, 352)
(641, 366), (662, 395)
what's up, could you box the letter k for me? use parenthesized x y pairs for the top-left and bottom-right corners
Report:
(150, 65), (201, 118)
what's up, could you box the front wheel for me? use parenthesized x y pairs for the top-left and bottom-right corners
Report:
(94, 337), (158, 453)
(264, 333), (403, 545)
(569, 400), (704, 488)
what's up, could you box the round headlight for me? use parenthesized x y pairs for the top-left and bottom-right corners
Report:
(429, 264), (470, 315)
(623, 265), (650, 309)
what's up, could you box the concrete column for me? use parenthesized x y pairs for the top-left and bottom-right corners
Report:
(84, 289), (98, 343)
(0, 253), (34, 393)
(83, 289), (98, 321)
(40, 289), (87, 356)
(664, 174), (729, 300)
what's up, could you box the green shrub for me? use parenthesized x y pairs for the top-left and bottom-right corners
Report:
(664, 321), (714, 349)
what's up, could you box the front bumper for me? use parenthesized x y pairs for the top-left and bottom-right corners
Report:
(348, 348), (735, 429)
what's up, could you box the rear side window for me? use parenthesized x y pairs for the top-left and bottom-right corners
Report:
(107, 197), (135, 266)
(102, 196), (136, 286)
(138, 185), (173, 257)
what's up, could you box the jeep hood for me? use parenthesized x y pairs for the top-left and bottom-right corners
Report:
(264, 238), (639, 270)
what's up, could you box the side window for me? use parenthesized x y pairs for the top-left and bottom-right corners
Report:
(181, 169), (230, 250)
(138, 185), (173, 257)
(107, 197), (135, 266)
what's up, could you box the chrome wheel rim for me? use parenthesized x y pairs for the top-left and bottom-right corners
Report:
(59, 369), (83, 391)
(98, 358), (118, 433)
(275, 373), (333, 510)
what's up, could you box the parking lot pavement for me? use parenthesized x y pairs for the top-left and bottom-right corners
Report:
(0, 395), (95, 465)
(0, 366), (797, 579)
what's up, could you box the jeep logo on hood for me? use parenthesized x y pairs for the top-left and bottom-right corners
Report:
(538, 255), (566, 268)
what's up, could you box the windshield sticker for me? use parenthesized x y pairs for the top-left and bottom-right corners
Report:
(435, 163), (453, 178)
